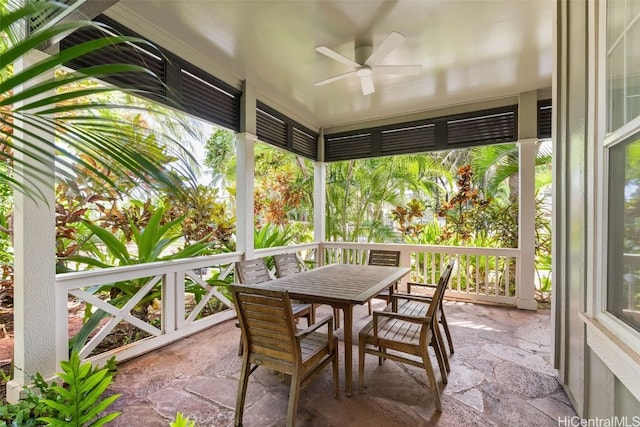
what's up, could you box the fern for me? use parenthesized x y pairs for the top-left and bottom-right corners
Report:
(38, 352), (121, 427)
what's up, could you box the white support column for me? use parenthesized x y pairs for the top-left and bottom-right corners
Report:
(237, 80), (257, 260)
(517, 138), (539, 310)
(236, 132), (256, 260)
(7, 51), (57, 402)
(516, 90), (539, 311)
(314, 130), (326, 266)
(314, 162), (326, 266)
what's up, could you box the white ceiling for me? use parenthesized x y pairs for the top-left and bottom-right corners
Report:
(105, 0), (553, 131)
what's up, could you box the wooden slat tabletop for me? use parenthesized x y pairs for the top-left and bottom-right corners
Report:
(256, 264), (411, 305)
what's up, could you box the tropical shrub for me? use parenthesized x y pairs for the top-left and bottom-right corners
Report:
(437, 165), (492, 245)
(163, 185), (235, 249)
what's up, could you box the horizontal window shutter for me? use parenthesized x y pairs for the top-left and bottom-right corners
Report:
(256, 101), (318, 160)
(60, 15), (241, 131)
(180, 67), (241, 132)
(325, 133), (372, 161)
(538, 99), (552, 139)
(324, 106), (519, 161)
(60, 24), (165, 101)
(292, 127), (317, 159)
(256, 107), (287, 149)
(446, 107), (517, 147)
(381, 123), (435, 155)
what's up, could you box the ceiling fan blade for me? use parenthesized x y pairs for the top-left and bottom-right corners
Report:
(364, 31), (406, 66)
(360, 74), (375, 95)
(373, 65), (422, 75)
(314, 71), (357, 86)
(315, 46), (360, 69)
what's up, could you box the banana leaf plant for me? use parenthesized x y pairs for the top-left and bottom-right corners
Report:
(1, 1), (197, 202)
(65, 207), (212, 354)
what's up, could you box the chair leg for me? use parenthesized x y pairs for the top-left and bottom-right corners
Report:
(433, 321), (449, 373)
(311, 304), (319, 325)
(287, 372), (302, 427)
(358, 335), (366, 392)
(378, 346), (386, 366)
(235, 356), (252, 426)
(440, 308), (454, 354)
(431, 331), (448, 384)
(420, 345), (442, 412)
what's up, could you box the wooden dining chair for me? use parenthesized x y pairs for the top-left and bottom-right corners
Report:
(235, 258), (314, 356)
(358, 261), (454, 412)
(231, 284), (339, 427)
(406, 260), (456, 355)
(273, 252), (307, 277)
(274, 253), (340, 330)
(366, 249), (401, 314)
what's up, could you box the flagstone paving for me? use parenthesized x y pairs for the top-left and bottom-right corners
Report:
(108, 301), (576, 426)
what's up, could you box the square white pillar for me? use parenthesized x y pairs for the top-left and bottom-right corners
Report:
(7, 52), (57, 402)
(235, 132), (256, 259)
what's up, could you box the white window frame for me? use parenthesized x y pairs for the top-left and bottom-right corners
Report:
(590, 0), (640, 401)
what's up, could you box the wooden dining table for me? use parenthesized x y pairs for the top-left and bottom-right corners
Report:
(254, 263), (410, 396)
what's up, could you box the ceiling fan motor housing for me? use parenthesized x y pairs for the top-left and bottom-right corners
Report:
(355, 44), (373, 64)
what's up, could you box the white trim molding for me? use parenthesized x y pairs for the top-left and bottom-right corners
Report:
(581, 312), (640, 401)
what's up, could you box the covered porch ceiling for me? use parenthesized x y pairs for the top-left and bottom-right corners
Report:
(104, 0), (553, 132)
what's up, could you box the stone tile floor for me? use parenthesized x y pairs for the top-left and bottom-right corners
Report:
(108, 300), (576, 426)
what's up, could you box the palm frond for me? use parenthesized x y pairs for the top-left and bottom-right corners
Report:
(1, 2), (199, 202)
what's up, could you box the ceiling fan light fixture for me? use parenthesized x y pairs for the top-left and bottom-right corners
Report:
(356, 67), (373, 77)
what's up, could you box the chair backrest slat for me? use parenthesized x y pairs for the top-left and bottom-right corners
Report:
(368, 250), (401, 267)
(236, 258), (272, 284)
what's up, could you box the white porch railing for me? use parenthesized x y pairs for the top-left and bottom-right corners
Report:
(55, 242), (522, 366)
(321, 242), (520, 306)
(55, 252), (243, 367)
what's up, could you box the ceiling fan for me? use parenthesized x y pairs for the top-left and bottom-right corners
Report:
(314, 31), (422, 96)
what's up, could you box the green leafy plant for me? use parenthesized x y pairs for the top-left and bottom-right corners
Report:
(38, 352), (120, 427)
(0, 354), (118, 426)
(170, 412), (196, 427)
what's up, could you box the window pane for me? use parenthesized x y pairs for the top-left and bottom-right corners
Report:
(607, 0), (626, 50)
(607, 1), (640, 132)
(608, 132), (640, 332)
(628, 0), (640, 23)
(608, 43), (625, 131)
(627, 18), (640, 122)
